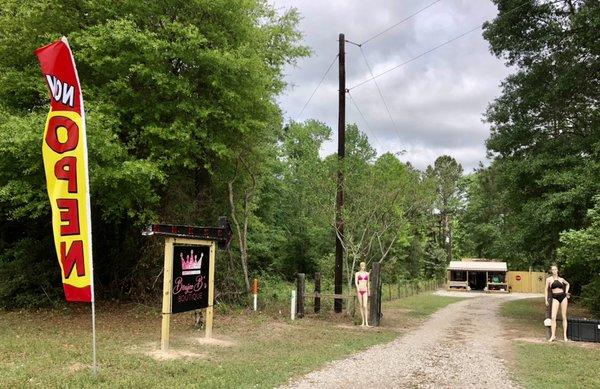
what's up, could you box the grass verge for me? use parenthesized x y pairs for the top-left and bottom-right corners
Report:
(0, 292), (462, 388)
(501, 298), (600, 388)
(384, 292), (466, 318)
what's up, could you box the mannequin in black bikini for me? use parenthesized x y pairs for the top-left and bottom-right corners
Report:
(545, 265), (570, 342)
(355, 262), (370, 327)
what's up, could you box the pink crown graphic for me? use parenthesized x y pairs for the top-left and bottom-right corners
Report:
(181, 250), (203, 275)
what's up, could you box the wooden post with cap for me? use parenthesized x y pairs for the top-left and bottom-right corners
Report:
(296, 273), (305, 318)
(205, 241), (216, 338)
(161, 237), (174, 351)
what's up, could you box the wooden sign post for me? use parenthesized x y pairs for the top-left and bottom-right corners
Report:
(161, 237), (174, 351)
(143, 219), (231, 351)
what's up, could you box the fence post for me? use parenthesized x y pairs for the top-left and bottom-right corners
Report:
(252, 278), (259, 311)
(369, 263), (382, 326)
(296, 273), (305, 318)
(314, 273), (321, 314)
(291, 290), (296, 320)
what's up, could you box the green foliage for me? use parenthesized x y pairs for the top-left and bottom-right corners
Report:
(454, 0), (600, 313)
(453, 165), (532, 266)
(422, 155), (463, 275)
(272, 120), (333, 276)
(254, 120), (449, 288)
(481, 0), (600, 265)
(0, 0), (492, 308)
(0, 0), (308, 307)
(559, 196), (600, 314)
(580, 278), (600, 315)
(338, 128), (440, 286)
(0, 237), (59, 308)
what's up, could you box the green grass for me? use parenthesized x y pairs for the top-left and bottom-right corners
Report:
(502, 298), (600, 388)
(513, 343), (600, 388)
(501, 297), (542, 320)
(0, 292), (462, 388)
(384, 291), (466, 317)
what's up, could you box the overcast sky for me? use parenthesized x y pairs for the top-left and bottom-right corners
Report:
(269, 0), (512, 172)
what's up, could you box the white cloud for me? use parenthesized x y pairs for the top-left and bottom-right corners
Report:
(271, 0), (511, 171)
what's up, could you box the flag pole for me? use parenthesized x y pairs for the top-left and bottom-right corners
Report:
(91, 293), (98, 374)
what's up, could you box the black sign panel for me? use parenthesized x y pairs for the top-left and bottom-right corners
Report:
(171, 244), (210, 314)
(143, 217), (233, 250)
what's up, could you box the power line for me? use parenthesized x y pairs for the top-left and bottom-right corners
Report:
(350, 24), (482, 90)
(294, 54), (338, 121)
(358, 46), (402, 141)
(349, 0), (533, 90)
(360, 0), (444, 46)
(347, 91), (385, 151)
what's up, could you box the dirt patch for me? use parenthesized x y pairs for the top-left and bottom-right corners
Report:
(66, 362), (88, 374)
(334, 324), (367, 331)
(146, 349), (205, 361)
(514, 337), (600, 349)
(127, 341), (207, 361)
(195, 336), (236, 347)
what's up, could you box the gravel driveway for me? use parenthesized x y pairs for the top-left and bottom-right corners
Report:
(283, 295), (524, 389)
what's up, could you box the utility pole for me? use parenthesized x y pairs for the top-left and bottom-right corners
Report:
(334, 33), (345, 313)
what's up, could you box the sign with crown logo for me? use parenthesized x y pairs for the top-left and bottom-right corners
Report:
(171, 245), (211, 313)
(144, 219), (227, 350)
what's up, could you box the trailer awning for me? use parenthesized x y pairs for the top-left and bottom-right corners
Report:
(447, 261), (507, 272)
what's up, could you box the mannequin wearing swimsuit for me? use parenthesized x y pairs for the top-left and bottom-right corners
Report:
(355, 261), (370, 327)
(545, 265), (570, 342)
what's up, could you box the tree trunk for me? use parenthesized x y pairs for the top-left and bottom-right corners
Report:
(228, 180), (251, 292)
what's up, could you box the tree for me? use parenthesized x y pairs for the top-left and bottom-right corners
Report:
(482, 0), (600, 267)
(453, 165), (528, 264)
(265, 120), (333, 278)
(320, 126), (429, 288)
(558, 196), (600, 315)
(0, 0), (308, 306)
(426, 155), (463, 262)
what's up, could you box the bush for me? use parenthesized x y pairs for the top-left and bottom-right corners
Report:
(0, 237), (62, 308)
(581, 277), (600, 317)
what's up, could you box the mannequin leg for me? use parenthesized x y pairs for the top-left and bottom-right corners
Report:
(363, 294), (369, 327)
(357, 293), (365, 326)
(549, 299), (559, 341)
(561, 299), (569, 341)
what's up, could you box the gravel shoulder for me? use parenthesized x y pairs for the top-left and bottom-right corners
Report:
(283, 294), (527, 389)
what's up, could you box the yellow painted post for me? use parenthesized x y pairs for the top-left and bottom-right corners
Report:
(205, 241), (216, 338)
(161, 237), (174, 351)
